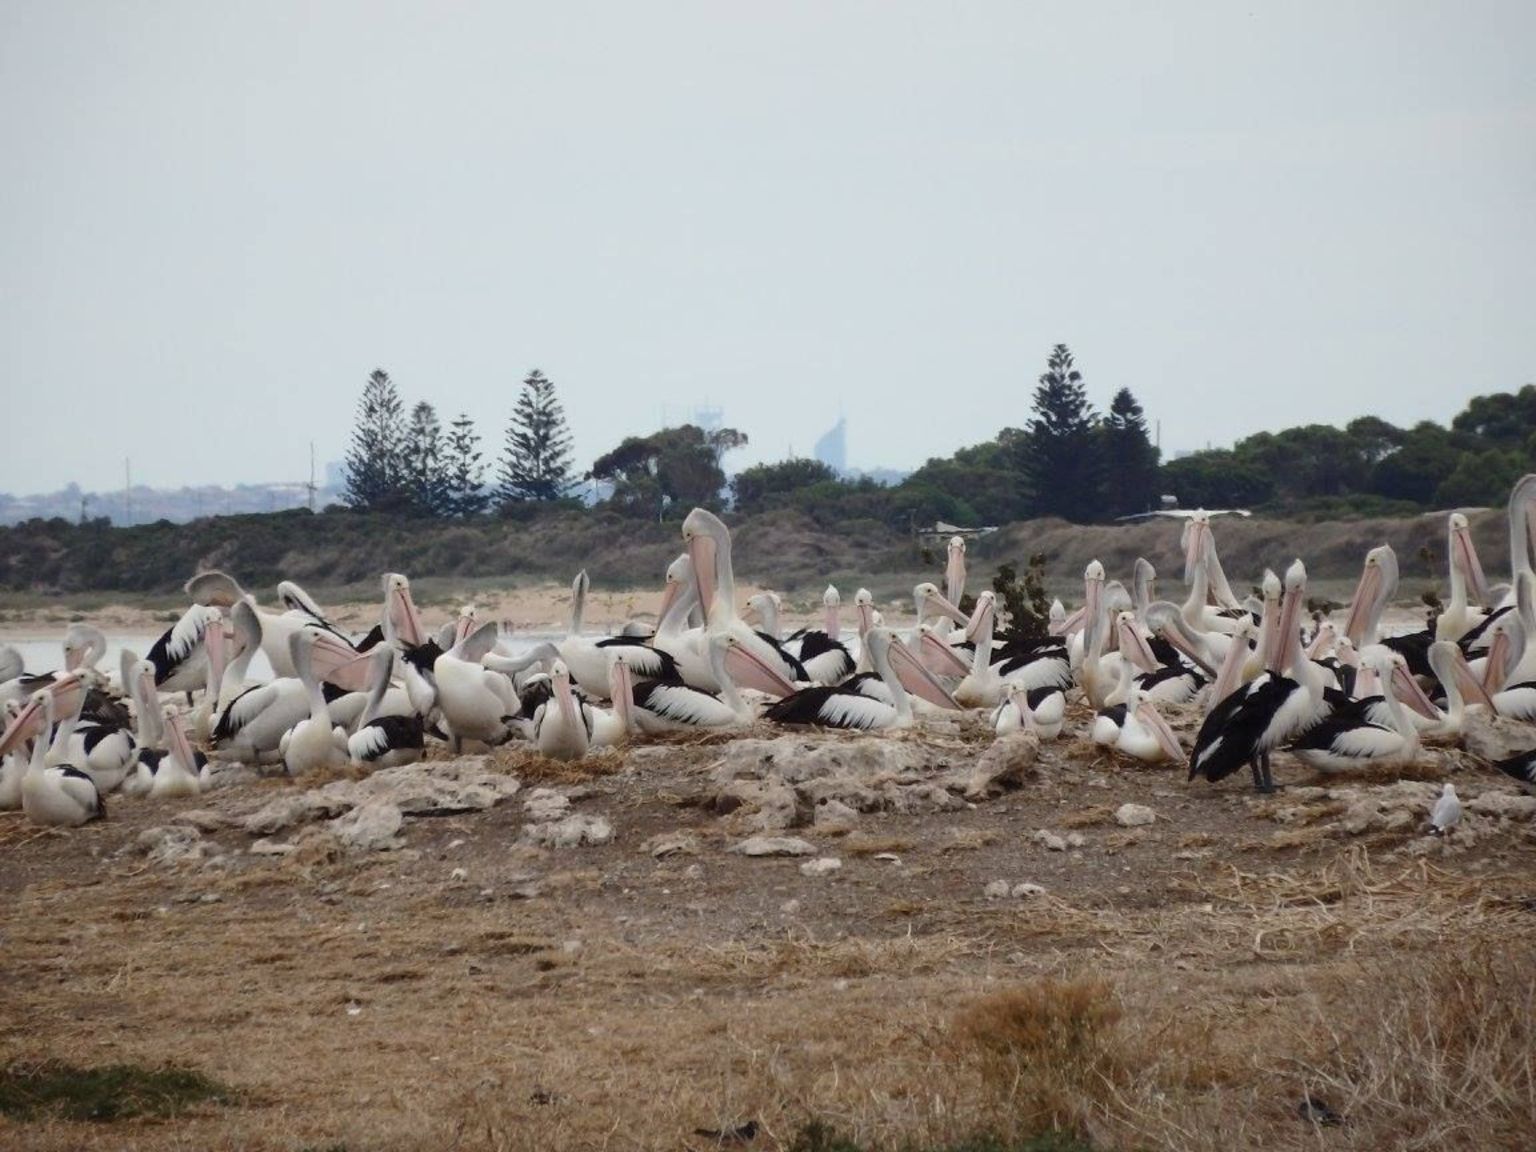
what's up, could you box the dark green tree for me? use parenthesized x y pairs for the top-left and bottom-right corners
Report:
(444, 413), (488, 517)
(343, 368), (407, 511)
(1099, 387), (1160, 518)
(401, 401), (451, 515)
(1451, 384), (1536, 443)
(590, 424), (747, 518)
(1159, 450), (1275, 509)
(497, 369), (574, 506)
(731, 458), (837, 516)
(1018, 345), (1103, 522)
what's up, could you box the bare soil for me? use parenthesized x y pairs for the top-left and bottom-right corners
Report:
(2, 710), (1533, 1152)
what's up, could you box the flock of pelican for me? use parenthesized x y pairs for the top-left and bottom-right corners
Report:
(3, 480), (1536, 829)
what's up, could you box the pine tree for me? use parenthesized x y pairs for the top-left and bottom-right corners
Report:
(497, 369), (574, 506)
(1018, 345), (1103, 522)
(445, 413), (489, 517)
(343, 369), (407, 510)
(1100, 387), (1160, 517)
(401, 401), (451, 515)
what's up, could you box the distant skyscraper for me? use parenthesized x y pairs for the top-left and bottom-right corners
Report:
(814, 416), (847, 473)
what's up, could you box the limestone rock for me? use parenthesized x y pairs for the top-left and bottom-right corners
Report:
(173, 809), (233, 832)
(729, 836), (817, 858)
(330, 800), (406, 851)
(1035, 830), (1068, 852)
(642, 832), (699, 858)
(1114, 803), (1157, 828)
(522, 814), (614, 849)
(523, 789), (572, 822)
(800, 857), (843, 877)
(959, 733), (1040, 799)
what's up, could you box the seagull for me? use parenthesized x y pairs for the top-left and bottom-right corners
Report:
(1428, 783), (1461, 835)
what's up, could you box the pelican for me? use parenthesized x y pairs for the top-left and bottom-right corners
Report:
(1435, 513), (1492, 643)
(626, 624), (790, 732)
(145, 711), (204, 799)
(1190, 559), (1328, 793)
(992, 682), (1065, 740)
(433, 621), (518, 751)
(558, 570), (678, 697)
(1288, 648), (1419, 773)
(1110, 682), (1186, 765)
(766, 626), (958, 731)
(186, 570), (369, 684)
(531, 661), (592, 760)
(210, 603), (363, 762)
(145, 604), (223, 695)
(347, 646), (426, 768)
(786, 586), (855, 685)
(11, 679), (105, 826)
(62, 623), (107, 672)
(1342, 545), (1431, 676)
(280, 631), (350, 776)
(682, 508), (808, 691)
(0, 645), (22, 685)
(0, 700), (26, 809)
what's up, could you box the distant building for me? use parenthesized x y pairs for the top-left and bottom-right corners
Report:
(814, 416), (847, 474)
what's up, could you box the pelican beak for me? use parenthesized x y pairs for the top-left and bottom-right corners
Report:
(1270, 582), (1303, 671)
(0, 693), (45, 757)
(822, 598), (840, 638)
(1481, 628), (1510, 694)
(963, 597), (994, 644)
(925, 588), (969, 627)
(167, 711), (198, 774)
(203, 620), (226, 686)
(1342, 561), (1380, 646)
(390, 583), (426, 648)
(1051, 605), (1087, 638)
(1157, 621), (1216, 677)
(1452, 521), (1491, 605)
(554, 668), (579, 723)
(856, 598), (876, 638)
(1182, 520), (1208, 584)
(1136, 699), (1187, 764)
(886, 636), (962, 710)
(1449, 648), (1496, 711)
(309, 632), (371, 692)
(945, 545), (967, 602)
(688, 533), (718, 622)
(919, 628), (972, 676)
(656, 579), (683, 628)
(138, 665), (158, 716)
(608, 658), (635, 735)
(724, 640), (796, 697)
(1391, 664), (1440, 719)
(1118, 618), (1159, 673)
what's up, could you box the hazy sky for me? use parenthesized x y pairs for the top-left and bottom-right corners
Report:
(2, 2), (1532, 495)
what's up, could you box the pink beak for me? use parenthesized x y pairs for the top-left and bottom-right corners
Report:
(887, 637), (962, 710)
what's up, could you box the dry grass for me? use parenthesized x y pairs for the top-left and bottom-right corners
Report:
(951, 977), (1125, 1140)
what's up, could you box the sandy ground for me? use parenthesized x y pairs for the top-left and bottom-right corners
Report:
(2, 703), (1534, 1151)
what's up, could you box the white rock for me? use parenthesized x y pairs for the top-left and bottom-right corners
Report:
(1065, 832), (1086, 849)
(960, 733), (1040, 799)
(132, 825), (212, 867)
(523, 789), (572, 822)
(248, 838), (297, 857)
(983, 879), (1011, 899)
(243, 795), (325, 835)
(522, 814), (614, 849)
(449, 867), (468, 881)
(642, 832), (699, 858)
(1035, 830), (1068, 852)
(1011, 882), (1047, 898)
(330, 800), (406, 851)
(800, 857), (843, 877)
(729, 836), (817, 857)
(1114, 803), (1157, 827)
(173, 809), (233, 832)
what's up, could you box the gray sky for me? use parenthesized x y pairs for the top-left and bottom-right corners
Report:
(2, 2), (1532, 495)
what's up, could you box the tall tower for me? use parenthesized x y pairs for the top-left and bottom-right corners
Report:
(813, 416), (847, 474)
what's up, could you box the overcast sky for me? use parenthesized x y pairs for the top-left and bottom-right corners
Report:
(2, 2), (1532, 495)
